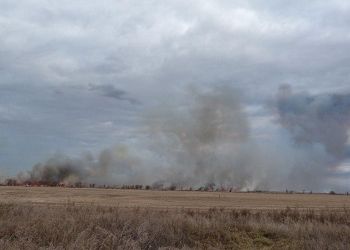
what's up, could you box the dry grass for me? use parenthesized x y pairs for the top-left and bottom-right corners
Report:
(1, 187), (350, 249)
(0, 203), (350, 249)
(1, 186), (350, 210)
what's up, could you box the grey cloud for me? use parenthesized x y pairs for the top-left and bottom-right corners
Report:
(1, 0), (350, 96)
(88, 84), (140, 104)
(88, 84), (126, 100)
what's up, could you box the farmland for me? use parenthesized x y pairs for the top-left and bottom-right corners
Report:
(0, 186), (349, 210)
(1, 186), (350, 249)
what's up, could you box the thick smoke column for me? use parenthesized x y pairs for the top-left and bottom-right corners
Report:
(147, 86), (259, 188)
(23, 156), (89, 185)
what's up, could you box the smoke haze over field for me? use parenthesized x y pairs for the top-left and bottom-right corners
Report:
(1, 1), (350, 191)
(14, 85), (350, 192)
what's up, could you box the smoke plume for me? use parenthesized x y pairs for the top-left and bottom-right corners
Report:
(17, 146), (152, 186)
(271, 84), (350, 190)
(146, 85), (260, 188)
(11, 84), (350, 192)
(276, 84), (350, 158)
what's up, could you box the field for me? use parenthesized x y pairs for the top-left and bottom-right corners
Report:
(1, 187), (350, 249)
(1, 186), (350, 210)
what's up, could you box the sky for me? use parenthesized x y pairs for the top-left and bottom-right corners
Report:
(1, 1), (350, 190)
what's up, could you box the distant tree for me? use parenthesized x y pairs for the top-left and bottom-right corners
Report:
(74, 182), (82, 188)
(5, 179), (17, 186)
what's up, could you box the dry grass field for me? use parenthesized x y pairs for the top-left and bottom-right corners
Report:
(1, 186), (350, 249)
(1, 186), (350, 210)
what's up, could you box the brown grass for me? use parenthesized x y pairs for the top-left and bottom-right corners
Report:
(1, 203), (350, 249)
(1, 186), (350, 210)
(1, 187), (350, 249)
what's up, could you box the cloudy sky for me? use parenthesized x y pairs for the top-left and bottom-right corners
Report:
(1, 0), (350, 183)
